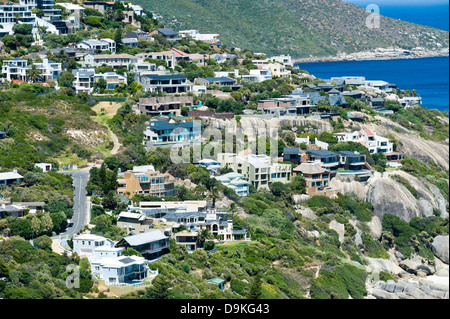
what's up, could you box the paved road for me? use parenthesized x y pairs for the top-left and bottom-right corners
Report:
(62, 169), (90, 237)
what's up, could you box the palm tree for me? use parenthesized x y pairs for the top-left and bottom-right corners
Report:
(197, 229), (212, 248)
(26, 65), (43, 83)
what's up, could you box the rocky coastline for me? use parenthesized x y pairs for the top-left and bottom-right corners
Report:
(294, 47), (449, 64)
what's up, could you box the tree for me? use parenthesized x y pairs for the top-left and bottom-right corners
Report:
(248, 272), (262, 299)
(33, 235), (52, 250)
(26, 65), (44, 83)
(94, 77), (107, 93)
(114, 26), (123, 49)
(144, 275), (172, 299)
(197, 229), (212, 248)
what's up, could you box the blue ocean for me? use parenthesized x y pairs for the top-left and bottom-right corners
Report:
(295, 57), (449, 112)
(295, 1), (450, 112)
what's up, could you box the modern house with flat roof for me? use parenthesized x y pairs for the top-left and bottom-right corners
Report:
(117, 211), (154, 234)
(72, 68), (95, 94)
(196, 77), (237, 87)
(214, 172), (250, 197)
(75, 39), (116, 53)
(175, 230), (198, 252)
(218, 153), (292, 191)
(115, 229), (170, 260)
(2, 58), (61, 83)
(143, 120), (202, 149)
(333, 129), (394, 154)
(137, 96), (194, 117)
(258, 96), (313, 116)
(72, 233), (116, 256)
(89, 254), (150, 286)
(136, 74), (193, 94)
(83, 54), (137, 68)
(306, 150), (340, 171)
(117, 168), (176, 199)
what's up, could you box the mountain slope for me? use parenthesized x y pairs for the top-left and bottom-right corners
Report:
(134, 0), (449, 57)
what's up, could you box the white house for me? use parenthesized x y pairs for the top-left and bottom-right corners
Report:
(94, 71), (127, 90)
(240, 68), (272, 83)
(72, 68), (95, 94)
(179, 30), (219, 43)
(89, 254), (151, 285)
(83, 54), (137, 68)
(1, 58), (61, 82)
(34, 163), (52, 172)
(75, 39), (116, 54)
(269, 55), (293, 67)
(333, 129), (394, 154)
(72, 233), (115, 256)
(214, 172), (249, 197)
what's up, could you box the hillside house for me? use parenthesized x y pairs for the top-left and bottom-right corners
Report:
(115, 230), (170, 260)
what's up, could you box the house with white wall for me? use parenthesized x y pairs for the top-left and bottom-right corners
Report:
(333, 129), (394, 154)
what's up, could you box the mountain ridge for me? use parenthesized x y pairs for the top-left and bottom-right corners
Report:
(133, 0), (449, 57)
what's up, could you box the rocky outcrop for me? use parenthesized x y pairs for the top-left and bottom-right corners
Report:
(367, 279), (449, 299)
(328, 220), (345, 243)
(432, 236), (449, 264)
(365, 171), (448, 222)
(328, 178), (366, 200)
(367, 216), (383, 240)
(365, 174), (422, 222)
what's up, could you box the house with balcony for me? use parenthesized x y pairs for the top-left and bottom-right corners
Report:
(136, 51), (176, 69)
(241, 68), (272, 83)
(333, 129), (393, 154)
(72, 233), (116, 256)
(75, 39), (116, 54)
(136, 74), (193, 94)
(195, 77), (237, 88)
(94, 71), (127, 90)
(258, 96), (313, 116)
(174, 230), (198, 252)
(72, 68), (95, 93)
(268, 63), (291, 78)
(2, 58), (61, 83)
(293, 162), (337, 197)
(115, 229), (170, 260)
(269, 55), (294, 67)
(83, 54), (137, 68)
(214, 172), (249, 197)
(89, 254), (150, 285)
(143, 120), (202, 149)
(306, 150), (340, 172)
(218, 153), (292, 191)
(137, 96), (194, 117)
(117, 211), (154, 235)
(117, 168), (176, 199)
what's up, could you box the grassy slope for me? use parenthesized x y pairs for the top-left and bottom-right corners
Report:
(134, 0), (449, 57)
